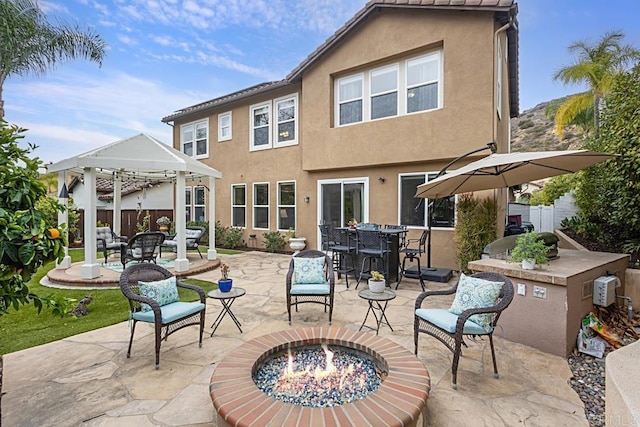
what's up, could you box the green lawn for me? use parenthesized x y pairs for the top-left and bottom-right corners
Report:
(0, 248), (229, 355)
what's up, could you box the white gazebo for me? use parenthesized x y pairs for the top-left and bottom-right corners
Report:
(47, 133), (222, 279)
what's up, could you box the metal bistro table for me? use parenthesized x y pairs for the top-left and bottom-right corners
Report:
(358, 288), (396, 335)
(207, 287), (246, 336)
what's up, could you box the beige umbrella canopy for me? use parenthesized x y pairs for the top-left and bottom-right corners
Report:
(415, 150), (614, 199)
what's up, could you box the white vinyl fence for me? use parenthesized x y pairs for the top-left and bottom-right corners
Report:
(508, 192), (578, 233)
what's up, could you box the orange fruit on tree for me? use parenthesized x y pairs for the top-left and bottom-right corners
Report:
(48, 228), (61, 239)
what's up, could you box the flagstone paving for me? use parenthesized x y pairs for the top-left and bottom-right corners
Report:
(2, 252), (588, 426)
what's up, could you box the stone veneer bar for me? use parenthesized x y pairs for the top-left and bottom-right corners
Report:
(210, 326), (430, 427)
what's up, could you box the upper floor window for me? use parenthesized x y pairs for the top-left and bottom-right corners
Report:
(335, 51), (442, 126)
(399, 173), (455, 228)
(181, 120), (208, 158)
(231, 184), (246, 228)
(253, 182), (269, 229)
(218, 112), (232, 141)
(250, 94), (299, 151)
(278, 181), (296, 231)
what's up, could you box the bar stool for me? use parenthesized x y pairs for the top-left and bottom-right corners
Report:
(397, 229), (428, 291)
(356, 229), (390, 288)
(328, 227), (356, 288)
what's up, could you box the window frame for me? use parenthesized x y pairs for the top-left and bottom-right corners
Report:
(249, 101), (272, 151)
(185, 186), (192, 223)
(180, 119), (209, 159)
(277, 181), (296, 231)
(231, 184), (246, 228)
(193, 185), (206, 222)
(397, 172), (456, 230)
(274, 94), (298, 148)
(336, 73), (364, 126)
(253, 182), (270, 230)
(369, 63), (399, 121)
(405, 51), (442, 115)
(218, 111), (232, 142)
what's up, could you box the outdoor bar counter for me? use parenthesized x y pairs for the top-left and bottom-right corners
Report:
(468, 249), (628, 357)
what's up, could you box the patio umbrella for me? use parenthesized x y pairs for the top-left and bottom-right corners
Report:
(415, 150), (614, 199)
(413, 149), (614, 269)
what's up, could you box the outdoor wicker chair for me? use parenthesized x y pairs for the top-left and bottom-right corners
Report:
(286, 249), (335, 324)
(160, 226), (206, 259)
(96, 226), (128, 263)
(414, 271), (514, 389)
(121, 232), (165, 268)
(119, 263), (206, 369)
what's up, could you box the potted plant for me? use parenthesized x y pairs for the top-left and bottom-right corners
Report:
(368, 270), (386, 293)
(510, 231), (551, 270)
(218, 263), (232, 292)
(348, 218), (358, 229)
(156, 216), (171, 232)
(286, 227), (306, 254)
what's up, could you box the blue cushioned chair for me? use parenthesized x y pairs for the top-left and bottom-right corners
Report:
(414, 272), (514, 389)
(286, 250), (335, 324)
(119, 263), (206, 369)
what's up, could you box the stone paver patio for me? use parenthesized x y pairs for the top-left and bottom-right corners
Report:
(2, 251), (588, 426)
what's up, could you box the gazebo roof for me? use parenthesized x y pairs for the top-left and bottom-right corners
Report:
(47, 133), (222, 181)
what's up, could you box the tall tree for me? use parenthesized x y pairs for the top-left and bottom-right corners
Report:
(0, 0), (107, 117)
(553, 31), (640, 137)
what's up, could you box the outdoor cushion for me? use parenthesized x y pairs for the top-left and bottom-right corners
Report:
(293, 257), (326, 284)
(449, 273), (503, 332)
(415, 308), (489, 335)
(139, 277), (180, 312)
(132, 301), (205, 324)
(290, 283), (330, 295)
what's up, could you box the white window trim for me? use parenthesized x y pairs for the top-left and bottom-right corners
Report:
(249, 101), (272, 151)
(193, 185), (206, 222)
(253, 182), (270, 230)
(185, 186), (193, 222)
(231, 183), (247, 229)
(218, 111), (232, 142)
(369, 63), (399, 121)
(397, 172), (456, 230)
(335, 51), (442, 127)
(274, 94), (299, 148)
(277, 180), (296, 231)
(335, 73), (364, 127)
(180, 119), (209, 159)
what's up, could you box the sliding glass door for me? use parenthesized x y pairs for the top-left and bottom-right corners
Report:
(318, 178), (368, 228)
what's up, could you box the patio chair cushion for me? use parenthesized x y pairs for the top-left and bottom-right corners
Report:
(415, 308), (489, 335)
(290, 283), (331, 295)
(449, 273), (503, 332)
(139, 277), (180, 312)
(293, 256), (326, 284)
(132, 301), (206, 324)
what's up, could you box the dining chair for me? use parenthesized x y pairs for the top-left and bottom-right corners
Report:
(327, 226), (356, 288)
(397, 229), (428, 291)
(355, 229), (391, 287)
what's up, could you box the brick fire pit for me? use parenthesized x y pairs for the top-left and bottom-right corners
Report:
(210, 326), (430, 426)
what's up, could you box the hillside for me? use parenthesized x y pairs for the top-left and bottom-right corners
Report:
(510, 96), (585, 152)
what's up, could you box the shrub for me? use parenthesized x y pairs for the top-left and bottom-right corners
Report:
(223, 227), (243, 248)
(263, 231), (286, 252)
(518, 119), (534, 129)
(454, 194), (498, 273)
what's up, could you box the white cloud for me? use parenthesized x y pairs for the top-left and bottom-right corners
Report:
(117, 34), (138, 45)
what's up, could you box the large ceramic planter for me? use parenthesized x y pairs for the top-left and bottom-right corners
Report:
(288, 237), (307, 254)
(368, 279), (386, 293)
(219, 279), (233, 293)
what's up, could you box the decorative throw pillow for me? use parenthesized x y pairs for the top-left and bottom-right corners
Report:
(139, 276), (180, 312)
(449, 273), (504, 332)
(293, 257), (326, 284)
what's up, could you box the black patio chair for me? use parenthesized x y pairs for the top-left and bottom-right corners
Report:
(397, 229), (428, 291)
(355, 228), (391, 288)
(96, 226), (128, 263)
(121, 232), (165, 268)
(286, 250), (335, 324)
(160, 226), (206, 259)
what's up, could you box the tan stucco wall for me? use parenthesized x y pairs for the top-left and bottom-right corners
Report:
(171, 8), (513, 271)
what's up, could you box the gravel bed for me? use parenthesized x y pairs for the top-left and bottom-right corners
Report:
(568, 351), (606, 426)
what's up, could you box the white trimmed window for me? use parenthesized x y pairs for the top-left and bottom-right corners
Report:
(277, 181), (296, 231)
(250, 102), (271, 151)
(370, 64), (398, 120)
(218, 111), (232, 142)
(399, 173), (455, 228)
(194, 186), (206, 222)
(336, 51), (442, 126)
(185, 187), (192, 222)
(181, 120), (208, 158)
(253, 182), (269, 229)
(231, 184), (246, 228)
(275, 94), (298, 147)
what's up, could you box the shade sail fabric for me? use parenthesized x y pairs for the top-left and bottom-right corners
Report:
(415, 150), (614, 199)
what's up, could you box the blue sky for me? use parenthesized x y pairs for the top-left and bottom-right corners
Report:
(4, 0), (640, 164)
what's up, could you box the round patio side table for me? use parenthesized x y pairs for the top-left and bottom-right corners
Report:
(358, 288), (396, 335)
(207, 287), (246, 336)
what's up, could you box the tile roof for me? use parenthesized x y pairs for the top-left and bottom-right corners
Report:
(69, 176), (162, 201)
(162, 0), (518, 122)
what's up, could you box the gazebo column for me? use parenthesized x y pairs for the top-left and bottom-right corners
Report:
(174, 171), (189, 272)
(207, 176), (217, 260)
(81, 167), (101, 279)
(112, 175), (122, 236)
(55, 172), (71, 269)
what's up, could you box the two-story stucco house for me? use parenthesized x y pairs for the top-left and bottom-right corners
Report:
(162, 0), (519, 271)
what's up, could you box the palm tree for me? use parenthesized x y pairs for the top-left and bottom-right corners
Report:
(553, 31), (640, 137)
(0, 0), (107, 117)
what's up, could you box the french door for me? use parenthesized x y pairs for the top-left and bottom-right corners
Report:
(318, 178), (368, 229)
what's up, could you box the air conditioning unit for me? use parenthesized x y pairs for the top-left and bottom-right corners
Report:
(593, 276), (620, 307)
